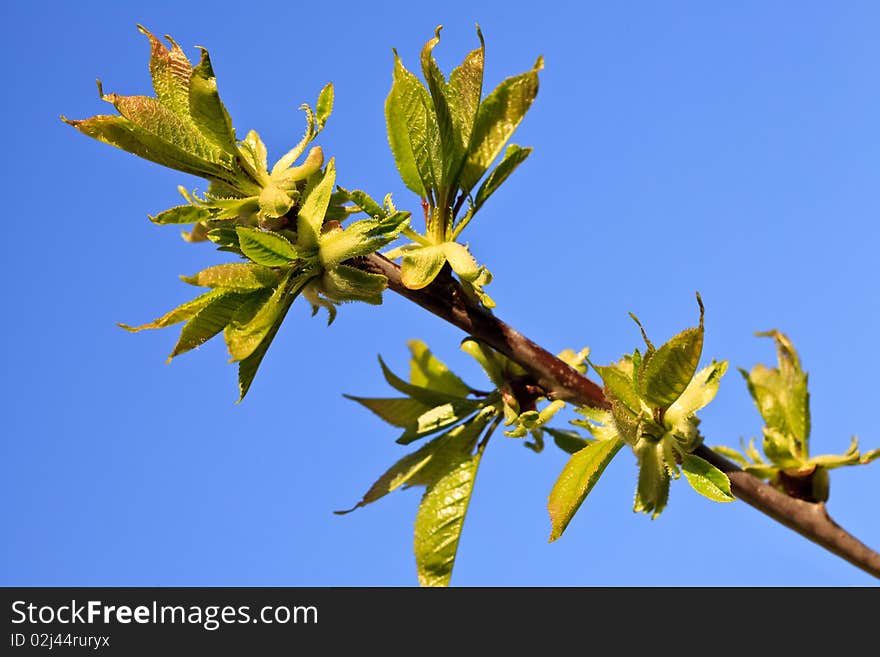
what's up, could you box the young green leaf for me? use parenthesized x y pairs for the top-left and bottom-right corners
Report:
(318, 265), (387, 305)
(548, 437), (624, 541)
(408, 339), (471, 397)
(638, 325), (704, 410)
(224, 273), (295, 362)
(316, 82), (334, 131)
(377, 356), (480, 408)
(343, 396), (432, 428)
(188, 47), (238, 153)
(743, 330), (811, 450)
(400, 245), (447, 289)
(447, 25), (484, 165)
(335, 431), (455, 515)
(235, 227), (298, 266)
(150, 204), (216, 225)
(420, 27), (462, 193)
(473, 144), (532, 213)
(665, 360), (728, 428)
(414, 449), (483, 587)
(118, 289), (228, 332)
(458, 56), (543, 193)
(634, 442), (671, 519)
(296, 159), (337, 249)
(236, 286), (297, 401)
(385, 51), (437, 196)
(681, 454), (735, 503)
(397, 401), (483, 445)
(181, 263), (281, 290)
(169, 292), (247, 360)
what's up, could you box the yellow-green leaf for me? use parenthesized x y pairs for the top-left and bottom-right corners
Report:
(473, 144), (531, 212)
(400, 245), (447, 289)
(459, 56), (543, 193)
(343, 396), (432, 428)
(118, 289), (226, 332)
(169, 292), (247, 360)
(681, 454), (735, 503)
(414, 450), (483, 587)
(235, 227), (298, 266)
(548, 437), (623, 541)
(408, 339), (471, 397)
(224, 273), (295, 362)
(297, 159), (336, 249)
(181, 263), (281, 290)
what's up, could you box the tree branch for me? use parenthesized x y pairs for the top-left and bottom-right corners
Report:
(357, 253), (880, 579)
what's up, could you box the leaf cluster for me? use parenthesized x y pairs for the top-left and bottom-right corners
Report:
(714, 331), (878, 502)
(384, 26), (542, 307)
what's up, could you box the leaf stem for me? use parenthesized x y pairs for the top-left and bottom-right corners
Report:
(355, 252), (880, 579)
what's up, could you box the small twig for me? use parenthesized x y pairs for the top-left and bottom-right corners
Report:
(355, 252), (880, 579)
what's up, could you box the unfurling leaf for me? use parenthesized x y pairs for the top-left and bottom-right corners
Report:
(634, 442), (670, 519)
(638, 303), (704, 410)
(548, 437), (624, 541)
(743, 330), (810, 451)
(681, 454), (735, 503)
(400, 245), (447, 289)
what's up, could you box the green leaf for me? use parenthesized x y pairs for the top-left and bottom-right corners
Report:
(181, 263), (281, 290)
(118, 289), (227, 332)
(189, 47), (238, 153)
(235, 227), (298, 266)
(400, 245), (447, 289)
(316, 82), (334, 130)
(665, 360), (728, 427)
(236, 284), (298, 401)
(594, 361), (641, 413)
(385, 50), (439, 196)
(408, 339), (471, 397)
(240, 129), (268, 173)
(340, 188), (386, 219)
(681, 454), (735, 503)
(638, 325), (704, 410)
(169, 291), (247, 360)
(420, 26), (462, 194)
(318, 212), (409, 266)
(414, 448), (483, 587)
(634, 442), (671, 519)
(336, 432), (454, 515)
(149, 204), (216, 225)
(459, 56), (543, 193)
(397, 402), (479, 445)
(548, 437), (624, 541)
(344, 396), (432, 428)
(473, 144), (531, 212)
(296, 159), (336, 249)
(545, 428), (592, 455)
(224, 273), (295, 362)
(446, 25), (485, 163)
(378, 356), (480, 410)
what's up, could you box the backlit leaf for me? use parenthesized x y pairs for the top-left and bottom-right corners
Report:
(343, 396), (432, 428)
(681, 454), (735, 503)
(118, 289), (226, 332)
(236, 227), (298, 266)
(181, 263), (281, 290)
(408, 339), (471, 396)
(548, 437), (624, 541)
(414, 449), (483, 587)
(473, 144), (531, 212)
(401, 245), (447, 289)
(459, 56), (543, 193)
(169, 292), (247, 360)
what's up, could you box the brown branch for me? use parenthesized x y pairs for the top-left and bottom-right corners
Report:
(356, 253), (880, 579)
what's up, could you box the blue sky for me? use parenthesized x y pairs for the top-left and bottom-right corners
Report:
(2, 0), (878, 585)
